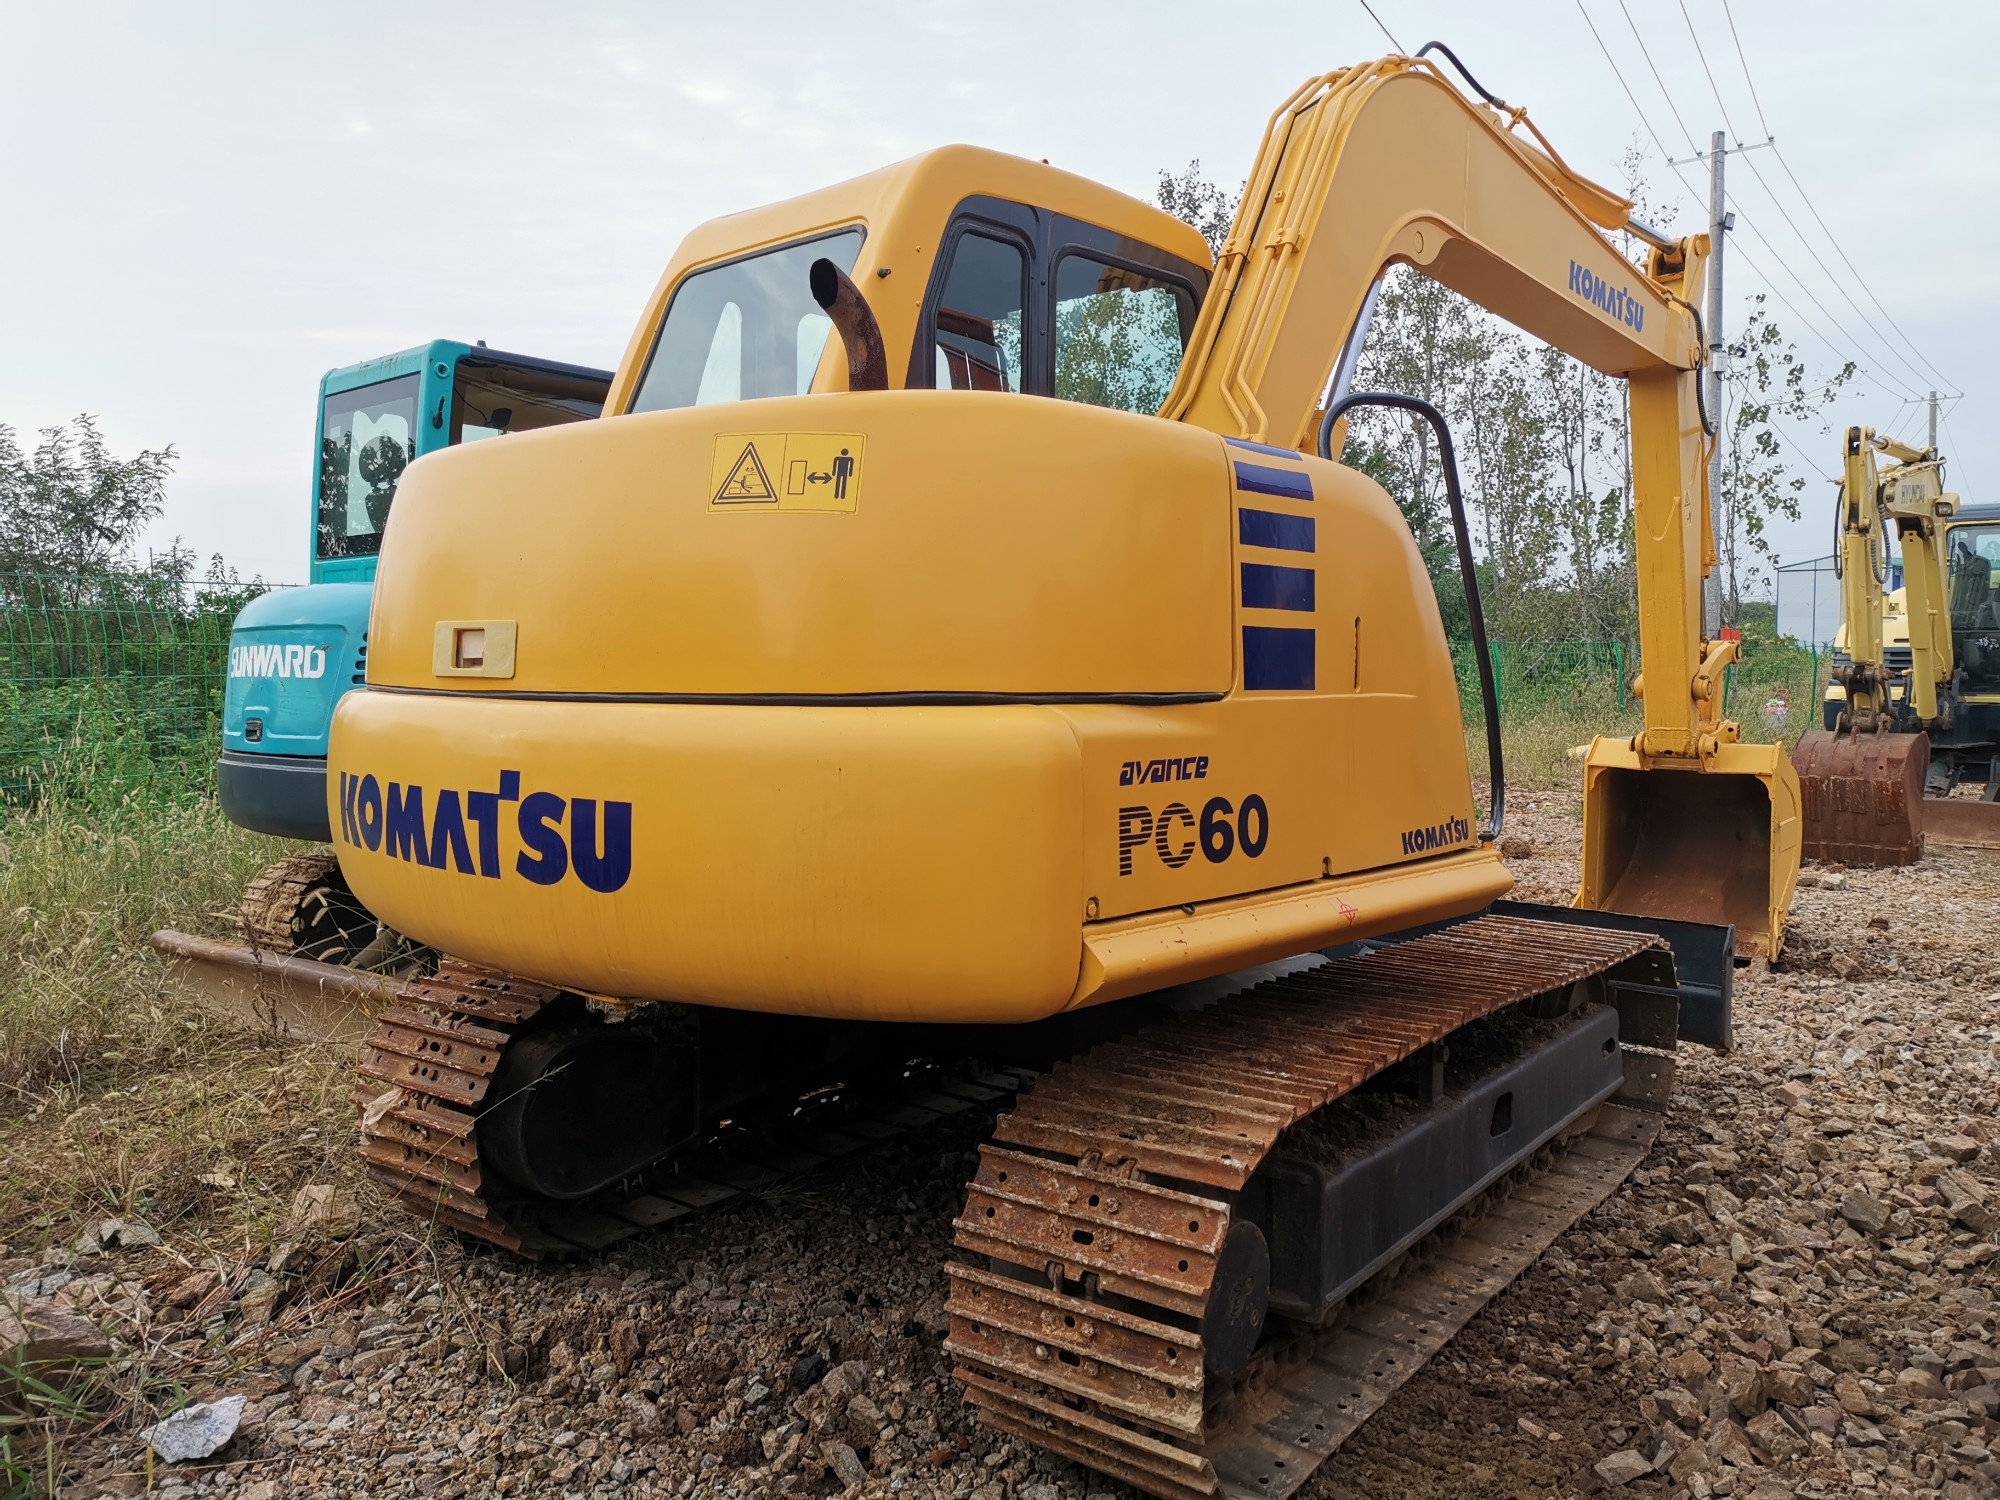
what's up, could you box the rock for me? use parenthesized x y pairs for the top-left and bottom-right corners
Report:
(0, 1301), (110, 1378)
(77, 1218), (161, 1254)
(1666, 1438), (1718, 1483)
(608, 1319), (641, 1374)
(1937, 1168), (1988, 1210)
(1593, 1449), (1653, 1487)
(1615, 1270), (1669, 1306)
(1896, 1365), (1948, 1401)
(1744, 1409), (1806, 1461)
(288, 1185), (360, 1239)
(139, 1394), (247, 1462)
(846, 1393), (886, 1439)
(1773, 1081), (1809, 1108)
(1666, 1350), (1714, 1384)
(1705, 1419), (1758, 1468)
(1837, 1190), (1891, 1236)
(790, 1351), (830, 1390)
(236, 1270), (280, 1328)
(1718, 1354), (1766, 1418)
(1931, 1134), (1983, 1163)
(1657, 1212), (1710, 1246)
(1835, 1373), (1879, 1416)
(820, 1439), (869, 1489)
(1766, 1366), (1813, 1407)
(1499, 835), (1534, 859)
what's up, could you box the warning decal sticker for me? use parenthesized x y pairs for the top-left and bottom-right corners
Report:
(708, 432), (865, 512)
(712, 442), (775, 503)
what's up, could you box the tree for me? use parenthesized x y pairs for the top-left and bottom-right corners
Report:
(1156, 161), (1238, 257)
(0, 415), (178, 578)
(1714, 296), (1853, 626)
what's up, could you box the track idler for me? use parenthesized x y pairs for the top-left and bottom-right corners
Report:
(1790, 729), (1928, 867)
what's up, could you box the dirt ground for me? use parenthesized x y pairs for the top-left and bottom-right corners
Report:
(7, 797), (1999, 1500)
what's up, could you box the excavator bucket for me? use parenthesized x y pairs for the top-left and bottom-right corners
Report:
(1925, 792), (2000, 850)
(1579, 739), (1801, 961)
(1790, 730), (1927, 867)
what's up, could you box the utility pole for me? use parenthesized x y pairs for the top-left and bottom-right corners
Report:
(1703, 130), (1727, 637)
(1671, 129), (1772, 636)
(1928, 390), (1938, 453)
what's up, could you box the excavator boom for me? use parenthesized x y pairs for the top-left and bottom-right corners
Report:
(1156, 56), (1798, 955)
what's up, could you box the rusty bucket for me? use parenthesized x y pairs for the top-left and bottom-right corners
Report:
(1790, 730), (1927, 867)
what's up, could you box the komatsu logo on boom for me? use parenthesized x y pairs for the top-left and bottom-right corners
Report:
(229, 643), (327, 679)
(1567, 261), (1645, 333)
(337, 769), (633, 893)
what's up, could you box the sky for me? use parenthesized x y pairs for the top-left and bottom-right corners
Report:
(2, 0), (1995, 592)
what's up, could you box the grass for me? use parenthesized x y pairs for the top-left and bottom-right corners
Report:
(0, 797), (389, 1495)
(0, 798), (363, 1254)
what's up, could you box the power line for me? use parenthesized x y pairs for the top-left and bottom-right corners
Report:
(1618, 1), (1928, 402)
(1676, 0), (1746, 144)
(1576, 1), (1918, 408)
(1717, 0), (1772, 137)
(1617, 0), (1702, 152)
(1710, 0), (1959, 396)
(1355, 0), (1405, 52)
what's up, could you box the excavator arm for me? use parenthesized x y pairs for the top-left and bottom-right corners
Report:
(1156, 55), (1798, 955)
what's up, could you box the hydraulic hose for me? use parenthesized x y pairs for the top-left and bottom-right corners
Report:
(1320, 391), (1504, 841)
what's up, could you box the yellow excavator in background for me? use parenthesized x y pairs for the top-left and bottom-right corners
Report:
(329, 48), (1793, 1499)
(1794, 428), (2000, 861)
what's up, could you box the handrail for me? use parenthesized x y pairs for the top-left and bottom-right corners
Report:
(1320, 390), (1503, 840)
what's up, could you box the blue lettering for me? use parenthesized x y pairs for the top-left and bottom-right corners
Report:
(357, 775), (383, 853)
(339, 771), (359, 845)
(515, 791), (568, 885)
(428, 789), (475, 875)
(1153, 802), (1195, 868)
(570, 798), (633, 894)
(386, 782), (433, 866)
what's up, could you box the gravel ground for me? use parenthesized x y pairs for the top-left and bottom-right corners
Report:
(11, 796), (2000, 1500)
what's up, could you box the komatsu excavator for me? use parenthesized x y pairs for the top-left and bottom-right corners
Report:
(1793, 427), (2000, 862)
(330, 50), (1793, 1499)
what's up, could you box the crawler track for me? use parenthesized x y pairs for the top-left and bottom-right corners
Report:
(945, 914), (1667, 1499)
(354, 962), (1034, 1256)
(240, 852), (344, 952)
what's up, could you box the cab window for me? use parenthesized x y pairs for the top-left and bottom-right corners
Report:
(1053, 253), (1197, 414)
(931, 232), (1026, 393)
(631, 228), (864, 413)
(317, 374), (417, 560)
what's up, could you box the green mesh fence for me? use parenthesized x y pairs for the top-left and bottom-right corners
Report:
(1447, 636), (1826, 743)
(0, 572), (286, 811)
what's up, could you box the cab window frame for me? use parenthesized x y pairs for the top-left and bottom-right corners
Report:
(626, 222), (868, 415)
(907, 194), (1209, 402)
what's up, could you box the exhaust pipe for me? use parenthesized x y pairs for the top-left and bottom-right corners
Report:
(809, 259), (888, 392)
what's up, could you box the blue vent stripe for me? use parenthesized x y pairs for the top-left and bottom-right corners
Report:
(1233, 461), (1314, 502)
(1225, 437), (1303, 461)
(1241, 563), (1315, 612)
(1238, 508), (1315, 553)
(1243, 626), (1316, 691)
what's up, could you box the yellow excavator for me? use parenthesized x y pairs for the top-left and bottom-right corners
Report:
(330, 48), (1795, 1498)
(1794, 428), (2000, 861)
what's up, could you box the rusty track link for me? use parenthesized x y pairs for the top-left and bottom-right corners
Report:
(944, 914), (1666, 1499)
(354, 961), (1036, 1257)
